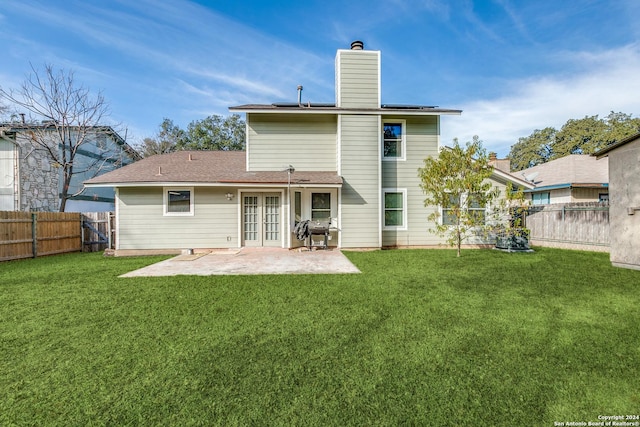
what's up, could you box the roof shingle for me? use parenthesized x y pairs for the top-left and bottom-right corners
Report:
(84, 151), (342, 186)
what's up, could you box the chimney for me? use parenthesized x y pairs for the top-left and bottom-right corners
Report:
(350, 40), (364, 50)
(488, 153), (511, 173)
(297, 85), (303, 105)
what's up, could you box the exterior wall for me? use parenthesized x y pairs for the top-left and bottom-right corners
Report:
(247, 114), (337, 172)
(571, 187), (608, 202)
(3, 128), (137, 212)
(339, 115), (380, 248)
(335, 49), (380, 109)
(15, 133), (60, 212)
(607, 140), (640, 269)
(382, 115), (442, 246)
(529, 187), (607, 205)
(0, 137), (19, 211)
(116, 186), (239, 250)
(68, 134), (138, 211)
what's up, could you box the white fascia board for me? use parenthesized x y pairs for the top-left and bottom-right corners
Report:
(491, 169), (534, 189)
(85, 182), (343, 189)
(228, 108), (462, 116)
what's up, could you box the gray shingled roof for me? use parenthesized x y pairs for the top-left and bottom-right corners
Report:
(519, 154), (608, 188)
(84, 151), (342, 186)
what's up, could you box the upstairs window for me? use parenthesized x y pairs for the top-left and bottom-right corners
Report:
(383, 120), (406, 160)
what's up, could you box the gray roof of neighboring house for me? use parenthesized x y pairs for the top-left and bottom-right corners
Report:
(519, 154), (608, 191)
(84, 150), (343, 187)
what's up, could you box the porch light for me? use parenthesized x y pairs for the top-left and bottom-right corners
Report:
(226, 192), (234, 201)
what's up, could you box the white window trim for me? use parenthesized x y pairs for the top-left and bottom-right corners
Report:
(383, 188), (408, 231)
(163, 186), (194, 216)
(382, 119), (406, 161)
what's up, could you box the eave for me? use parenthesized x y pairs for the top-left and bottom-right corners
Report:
(229, 104), (462, 116)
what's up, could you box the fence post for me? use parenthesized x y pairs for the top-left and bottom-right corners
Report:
(81, 215), (85, 252)
(31, 213), (37, 258)
(108, 212), (113, 249)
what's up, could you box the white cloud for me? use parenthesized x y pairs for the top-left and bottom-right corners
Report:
(442, 43), (640, 156)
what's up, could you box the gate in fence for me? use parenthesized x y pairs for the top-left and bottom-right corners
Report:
(81, 212), (114, 252)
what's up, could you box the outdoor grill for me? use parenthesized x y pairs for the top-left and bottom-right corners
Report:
(294, 219), (331, 249)
(308, 221), (330, 249)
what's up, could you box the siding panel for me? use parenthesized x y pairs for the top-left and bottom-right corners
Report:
(340, 115), (380, 248)
(117, 187), (239, 250)
(336, 50), (379, 109)
(382, 116), (443, 246)
(248, 114), (337, 171)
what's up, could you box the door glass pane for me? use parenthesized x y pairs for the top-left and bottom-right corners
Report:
(264, 195), (280, 241)
(243, 196), (258, 241)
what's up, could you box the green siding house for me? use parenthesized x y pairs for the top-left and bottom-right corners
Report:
(85, 41), (527, 252)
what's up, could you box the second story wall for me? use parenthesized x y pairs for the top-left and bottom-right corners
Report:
(247, 113), (337, 172)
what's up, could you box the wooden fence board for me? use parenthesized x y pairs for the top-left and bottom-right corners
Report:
(0, 211), (94, 261)
(525, 202), (609, 251)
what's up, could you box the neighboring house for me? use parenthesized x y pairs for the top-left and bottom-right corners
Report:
(594, 133), (640, 270)
(518, 155), (609, 205)
(0, 123), (140, 212)
(85, 41), (530, 252)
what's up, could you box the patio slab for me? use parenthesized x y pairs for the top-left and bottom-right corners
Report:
(119, 248), (361, 277)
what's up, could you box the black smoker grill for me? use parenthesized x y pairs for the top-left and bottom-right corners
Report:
(308, 221), (330, 249)
(294, 220), (331, 249)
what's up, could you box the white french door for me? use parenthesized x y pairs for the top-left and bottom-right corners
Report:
(242, 193), (281, 247)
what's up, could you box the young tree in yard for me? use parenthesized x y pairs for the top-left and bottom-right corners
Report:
(418, 136), (499, 257)
(0, 64), (111, 212)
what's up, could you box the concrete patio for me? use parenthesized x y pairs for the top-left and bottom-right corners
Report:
(120, 247), (361, 277)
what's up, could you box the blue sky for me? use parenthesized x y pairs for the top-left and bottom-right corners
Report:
(2, 0), (640, 156)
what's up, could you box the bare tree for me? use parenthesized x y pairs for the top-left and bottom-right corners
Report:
(0, 64), (112, 211)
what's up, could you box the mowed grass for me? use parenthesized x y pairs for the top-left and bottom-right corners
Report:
(1, 248), (639, 426)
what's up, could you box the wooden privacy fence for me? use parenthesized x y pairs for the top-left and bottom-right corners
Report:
(0, 211), (114, 261)
(525, 202), (609, 252)
(0, 211), (82, 261)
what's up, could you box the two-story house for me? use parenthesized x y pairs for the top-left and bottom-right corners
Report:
(85, 41), (529, 253)
(0, 123), (140, 212)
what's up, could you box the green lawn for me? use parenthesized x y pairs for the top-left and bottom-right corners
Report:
(1, 248), (639, 426)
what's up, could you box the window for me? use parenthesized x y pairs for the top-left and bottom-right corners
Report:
(442, 193), (485, 225)
(311, 193), (331, 221)
(294, 191), (302, 225)
(468, 194), (486, 223)
(164, 187), (194, 215)
(532, 192), (550, 205)
(442, 194), (459, 226)
(383, 120), (406, 160)
(383, 189), (407, 229)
